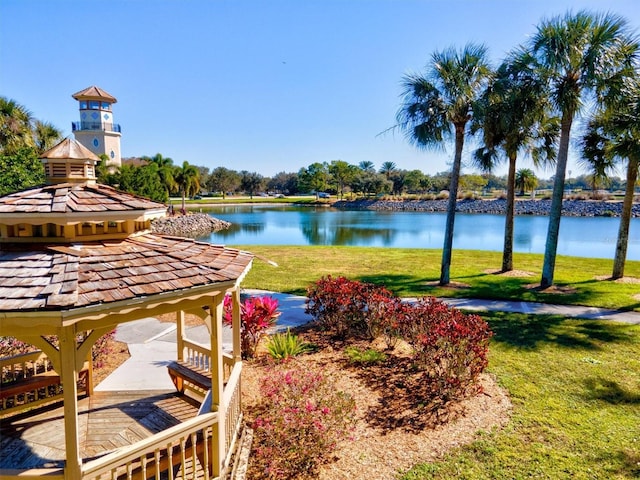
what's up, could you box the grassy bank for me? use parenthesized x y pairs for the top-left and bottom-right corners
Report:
(241, 246), (640, 311)
(240, 246), (639, 478)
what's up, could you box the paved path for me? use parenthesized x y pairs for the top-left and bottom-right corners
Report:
(95, 289), (640, 392)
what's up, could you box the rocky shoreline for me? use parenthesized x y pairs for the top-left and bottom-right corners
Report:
(151, 213), (231, 238)
(333, 198), (639, 217)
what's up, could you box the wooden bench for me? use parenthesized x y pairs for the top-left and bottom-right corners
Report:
(167, 360), (211, 396)
(1, 351), (91, 416)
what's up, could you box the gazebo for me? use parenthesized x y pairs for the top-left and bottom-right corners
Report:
(0, 138), (253, 479)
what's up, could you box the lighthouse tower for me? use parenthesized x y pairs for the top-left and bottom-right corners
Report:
(71, 86), (122, 168)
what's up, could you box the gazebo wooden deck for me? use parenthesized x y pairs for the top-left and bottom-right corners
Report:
(0, 138), (254, 480)
(1, 391), (200, 471)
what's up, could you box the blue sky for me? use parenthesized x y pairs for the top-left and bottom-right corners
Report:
(2, 0), (640, 179)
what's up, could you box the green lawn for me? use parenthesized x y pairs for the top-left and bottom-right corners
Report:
(242, 246), (640, 311)
(239, 246), (640, 479)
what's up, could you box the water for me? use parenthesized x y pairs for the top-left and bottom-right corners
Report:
(196, 205), (639, 260)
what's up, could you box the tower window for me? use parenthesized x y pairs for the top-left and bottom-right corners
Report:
(80, 101), (88, 109)
(89, 101), (100, 109)
(101, 102), (111, 110)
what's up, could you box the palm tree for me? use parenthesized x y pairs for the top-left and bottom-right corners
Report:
(396, 43), (492, 285)
(515, 169), (538, 196)
(473, 52), (558, 272)
(379, 161), (397, 179)
(528, 10), (636, 288)
(581, 78), (640, 279)
(579, 116), (617, 194)
(173, 161), (200, 214)
(358, 161), (375, 173)
(144, 153), (176, 198)
(33, 121), (62, 154)
(0, 97), (34, 155)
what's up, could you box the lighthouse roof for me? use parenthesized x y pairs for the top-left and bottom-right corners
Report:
(72, 86), (117, 103)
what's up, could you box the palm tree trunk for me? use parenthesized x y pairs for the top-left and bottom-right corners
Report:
(612, 157), (639, 279)
(440, 125), (465, 285)
(502, 155), (517, 272)
(541, 114), (572, 288)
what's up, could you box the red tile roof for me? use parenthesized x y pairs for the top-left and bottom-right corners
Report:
(0, 183), (166, 214)
(0, 234), (253, 311)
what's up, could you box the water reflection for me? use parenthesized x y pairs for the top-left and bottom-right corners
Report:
(197, 205), (639, 260)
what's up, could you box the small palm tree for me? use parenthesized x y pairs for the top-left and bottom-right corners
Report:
(396, 43), (492, 285)
(33, 121), (62, 154)
(0, 97), (34, 155)
(529, 10), (636, 288)
(379, 161), (397, 179)
(174, 161), (200, 213)
(144, 153), (176, 199)
(358, 161), (375, 173)
(515, 168), (538, 196)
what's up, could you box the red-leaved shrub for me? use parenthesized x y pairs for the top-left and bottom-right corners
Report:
(223, 295), (280, 358)
(401, 296), (492, 400)
(249, 362), (356, 479)
(305, 276), (493, 403)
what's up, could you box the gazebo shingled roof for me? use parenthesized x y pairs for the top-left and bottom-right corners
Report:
(0, 182), (167, 215)
(0, 235), (253, 311)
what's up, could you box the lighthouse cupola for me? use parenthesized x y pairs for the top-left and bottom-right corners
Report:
(71, 85), (122, 168)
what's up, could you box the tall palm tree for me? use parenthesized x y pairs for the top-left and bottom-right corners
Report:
(581, 77), (640, 279)
(174, 161), (200, 214)
(473, 52), (558, 271)
(396, 43), (492, 285)
(379, 161), (397, 179)
(528, 10), (636, 288)
(0, 97), (34, 155)
(579, 116), (617, 194)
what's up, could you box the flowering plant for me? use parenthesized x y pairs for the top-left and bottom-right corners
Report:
(249, 362), (356, 479)
(223, 295), (280, 358)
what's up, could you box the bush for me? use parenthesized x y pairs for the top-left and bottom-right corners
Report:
(266, 329), (314, 360)
(306, 276), (493, 406)
(249, 362), (356, 479)
(223, 295), (280, 359)
(305, 276), (400, 340)
(400, 297), (492, 402)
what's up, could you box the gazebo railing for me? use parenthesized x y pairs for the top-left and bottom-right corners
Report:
(81, 411), (219, 480)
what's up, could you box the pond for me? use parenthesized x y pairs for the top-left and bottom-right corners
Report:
(195, 205), (640, 260)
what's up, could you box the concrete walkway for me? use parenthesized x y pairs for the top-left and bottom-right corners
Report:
(95, 289), (640, 392)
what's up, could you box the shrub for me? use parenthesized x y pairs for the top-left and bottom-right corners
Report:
(400, 296), (493, 402)
(249, 363), (356, 479)
(344, 346), (387, 365)
(305, 276), (398, 339)
(266, 329), (314, 360)
(223, 295), (280, 359)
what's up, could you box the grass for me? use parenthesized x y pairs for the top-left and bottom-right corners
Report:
(403, 312), (640, 479)
(237, 246), (640, 478)
(241, 246), (640, 311)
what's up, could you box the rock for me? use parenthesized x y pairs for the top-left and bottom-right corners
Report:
(333, 198), (639, 218)
(151, 213), (231, 238)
